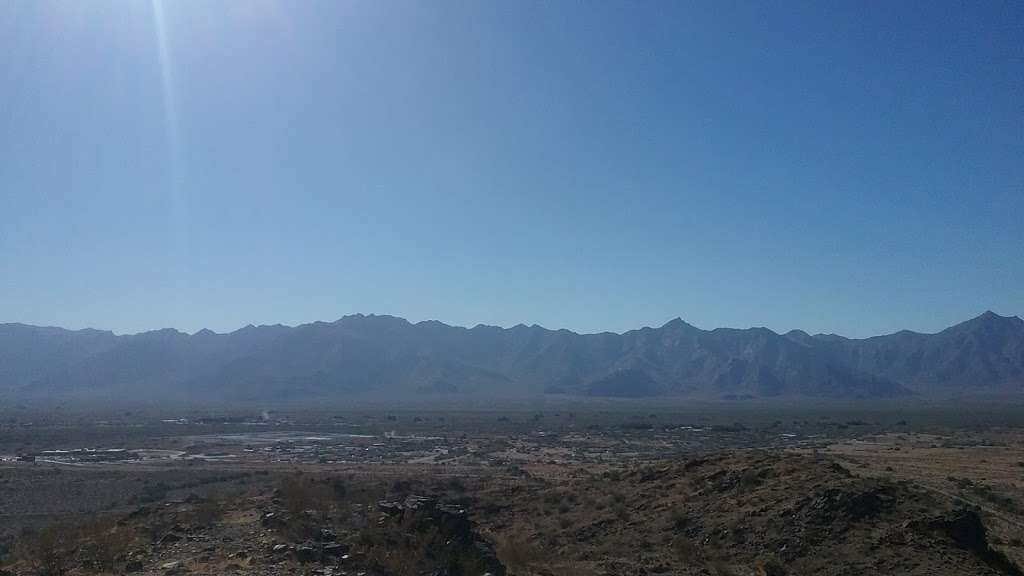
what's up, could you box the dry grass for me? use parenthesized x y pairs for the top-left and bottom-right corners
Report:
(13, 517), (137, 576)
(14, 524), (73, 576)
(180, 495), (228, 528)
(279, 474), (336, 517)
(495, 534), (536, 575)
(77, 519), (136, 572)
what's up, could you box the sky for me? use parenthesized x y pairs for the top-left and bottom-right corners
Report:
(1, 1), (1022, 338)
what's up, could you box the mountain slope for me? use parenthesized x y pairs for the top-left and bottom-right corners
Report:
(790, 311), (1024, 393)
(3, 311), (1023, 403)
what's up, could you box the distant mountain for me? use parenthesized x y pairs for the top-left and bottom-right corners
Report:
(2, 311), (1022, 404)
(787, 311), (1024, 393)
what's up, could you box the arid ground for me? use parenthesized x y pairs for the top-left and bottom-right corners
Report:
(1, 405), (1023, 576)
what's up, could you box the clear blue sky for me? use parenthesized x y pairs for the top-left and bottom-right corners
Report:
(1, 1), (1021, 337)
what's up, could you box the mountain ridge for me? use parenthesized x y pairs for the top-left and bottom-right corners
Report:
(2, 311), (1022, 404)
(6, 309), (1018, 340)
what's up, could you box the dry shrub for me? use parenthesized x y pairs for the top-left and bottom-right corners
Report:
(673, 536), (702, 564)
(78, 519), (135, 572)
(363, 519), (477, 576)
(551, 561), (595, 576)
(366, 546), (421, 576)
(186, 498), (225, 527)
(612, 502), (631, 522)
(757, 556), (786, 576)
(276, 475), (342, 541)
(14, 524), (75, 576)
(140, 514), (175, 544)
(181, 492), (232, 528)
(711, 561), (737, 576)
(496, 535), (535, 575)
(279, 475), (335, 516)
(670, 508), (690, 530)
(15, 517), (137, 575)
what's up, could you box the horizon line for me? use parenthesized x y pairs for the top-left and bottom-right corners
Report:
(2, 309), (1020, 341)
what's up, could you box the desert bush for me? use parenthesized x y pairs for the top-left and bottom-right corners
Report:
(543, 491), (562, 506)
(757, 555), (786, 576)
(14, 524), (74, 576)
(673, 536), (701, 563)
(549, 561), (594, 576)
(367, 546), (421, 576)
(138, 481), (171, 503)
(738, 468), (766, 491)
(181, 495), (226, 528)
(613, 503), (631, 522)
(711, 561), (737, 576)
(496, 535), (535, 575)
(78, 519), (135, 572)
(671, 508), (689, 530)
(364, 516), (491, 576)
(279, 475), (334, 516)
(391, 479), (413, 496)
(277, 475), (340, 540)
(330, 477), (348, 498)
(442, 477), (466, 493)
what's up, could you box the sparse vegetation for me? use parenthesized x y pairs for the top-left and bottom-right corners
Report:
(14, 524), (73, 576)
(2, 407), (1024, 575)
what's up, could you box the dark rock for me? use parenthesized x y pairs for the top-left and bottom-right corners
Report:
(375, 496), (505, 574)
(295, 543), (318, 563)
(828, 461), (853, 478)
(472, 539), (505, 575)
(808, 485), (895, 522)
(318, 528), (337, 542)
(378, 494), (437, 515)
(933, 509), (989, 551)
(261, 512), (287, 528)
(322, 543), (348, 557)
(916, 509), (1023, 576)
(404, 494), (435, 510)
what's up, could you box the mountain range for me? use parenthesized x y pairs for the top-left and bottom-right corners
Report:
(2, 311), (1022, 405)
